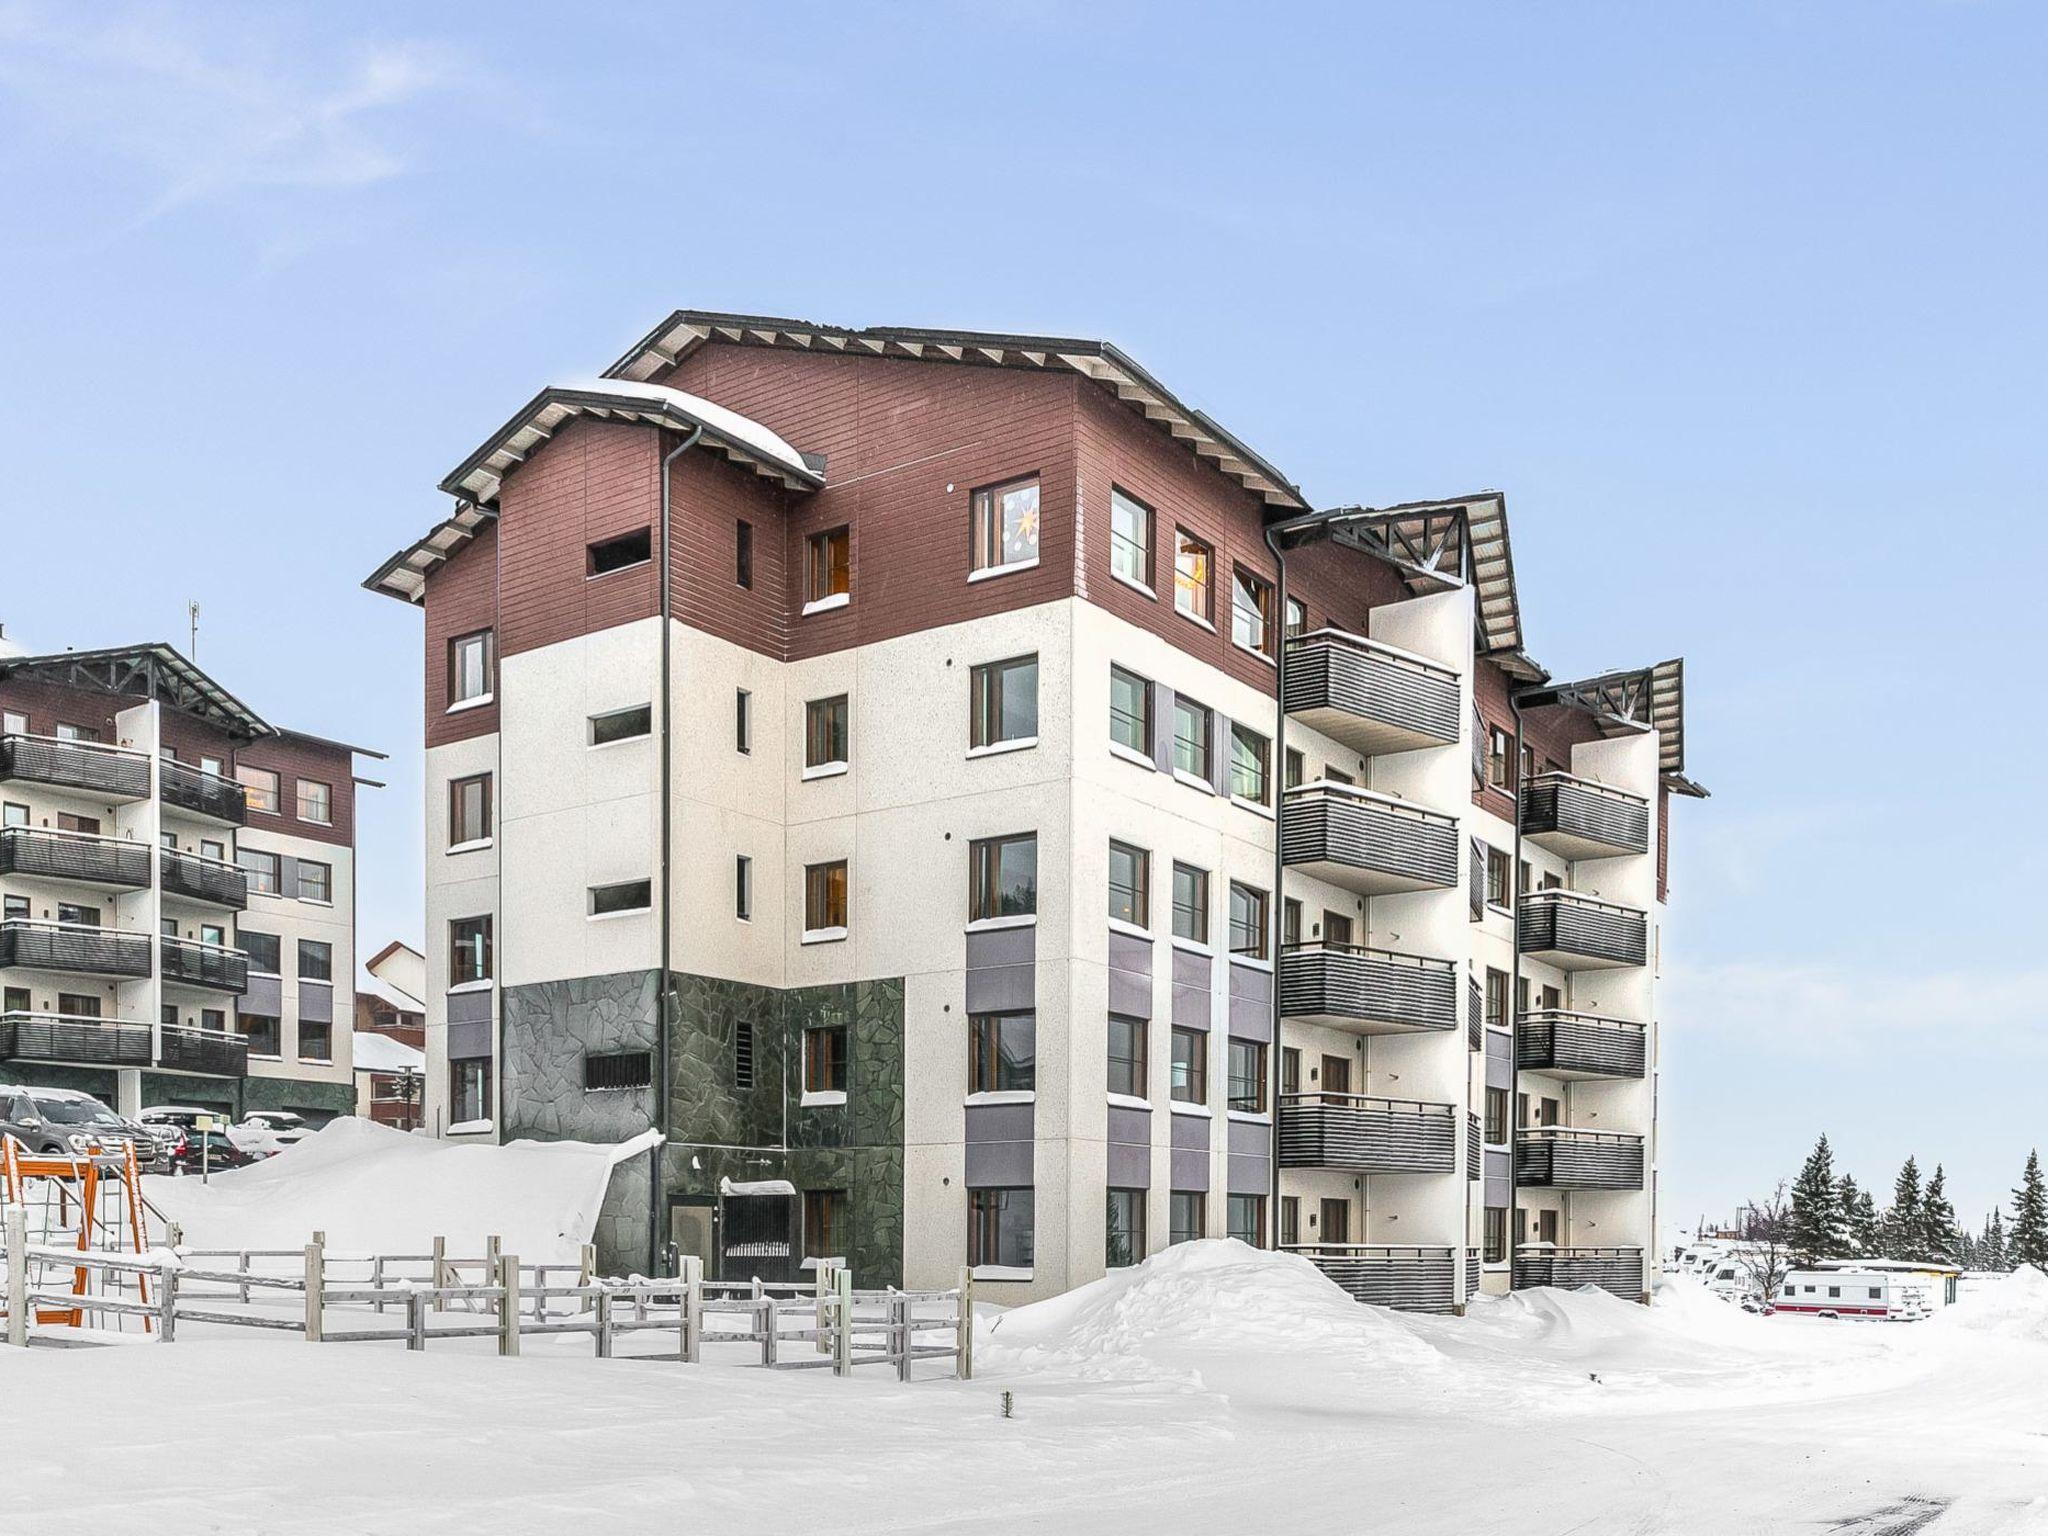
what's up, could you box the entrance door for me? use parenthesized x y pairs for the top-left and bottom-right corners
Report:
(1319, 1198), (1350, 1246)
(1320, 1054), (1351, 1097)
(670, 1199), (718, 1279)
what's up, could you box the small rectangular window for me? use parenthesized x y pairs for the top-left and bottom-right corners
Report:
(1486, 846), (1513, 908)
(240, 931), (281, 974)
(968, 833), (1037, 922)
(591, 705), (653, 746)
(1487, 726), (1515, 790)
(805, 696), (849, 772)
(736, 520), (753, 589)
(1285, 597), (1307, 639)
(1229, 882), (1268, 960)
(1227, 1039), (1266, 1113)
(590, 880), (652, 917)
(451, 1058), (492, 1125)
(1231, 566), (1273, 654)
(970, 477), (1040, 573)
(1280, 1195), (1301, 1248)
(969, 1012), (1036, 1093)
(1107, 840), (1149, 928)
(736, 689), (751, 754)
(1173, 530), (1212, 622)
(587, 527), (652, 577)
(1170, 1026), (1207, 1104)
(449, 916), (492, 985)
(448, 630), (495, 707)
(806, 527), (851, 608)
(1170, 1191), (1204, 1246)
(240, 1015), (281, 1057)
(970, 655), (1038, 749)
(449, 773), (492, 846)
(1484, 1205), (1507, 1264)
(299, 1019), (332, 1063)
(1107, 1015), (1147, 1099)
(1106, 1187), (1146, 1267)
(804, 1024), (849, 1094)
(1485, 1086), (1510, 1144)
(297, 860), (332, 903)
(297, 940), (333, 982)
(805, 1189), (848, 1260)
(735, 855), (752, 921)
(805, 860), (848, 935)
(968, 1187), (1034, 1270)
(585, 1051), (653, 1091)
(1229, 723), (1269, 805)
(1109, 488), (1152, 589)
(735, 1019), (755, 1089)
(1109, 665), (1151, 756)
(1227, 1193), (1264, 1246)
(1172, 863), (1209, 945)
(1486, 968), (1510, 1030)
(237, 766), (280, 815)
(296, 779), (332, 825)
(1172, 697), (1211, 781)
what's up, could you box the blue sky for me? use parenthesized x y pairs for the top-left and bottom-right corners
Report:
(2, 1), (2042, 1233)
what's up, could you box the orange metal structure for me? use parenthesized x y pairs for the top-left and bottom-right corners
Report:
(0, 1137), (155, 1330)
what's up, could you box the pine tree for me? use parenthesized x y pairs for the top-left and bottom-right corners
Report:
(1847, 1184), (1881, 1259)
(1957, 1226), (1978, 1271)
(2013, 1151), (2048, 1271)
(1983, 1209), (2010, 1272)
(1883, 1156), (1924, 1261)
(1788, 1135), (1847, 1263)
(1919, 1164), (1959, 1265)
(1837, 1175), (1871, 1257)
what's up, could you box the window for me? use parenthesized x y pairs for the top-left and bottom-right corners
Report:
(1281, 897), (1302, 947)
(804, 1026), (849, 1095)
(735, 856), (752, 921)
(968, 834), (1036, 922)
(1107, 1016), (1147, 1098)
(1486, 846), (1513, 909)
(449, 630), (495, 708)
(970, 477), (1040, 573)
(198, 922), (227, 949)
(1227, 1039), (1267, 1114)
(970, 655), (1038, 749)
(3, 802), (26, 827)
(1, 897), (25, 922)
(1281, 1047), (1301, 1094)
(1279, 1195), (1300, 1248)
(1107, 840), (1149, 928)
(1231, 567), (1273, 654)
(1109, 488), (1152, 588)
(240, 931), (281, 974)
(240, 1014), (281, 1057)
(589, 880), (652, 917)
(1172, 697), (1211, 780)
(1484, 1206), (1507, 1264)
(1173, 529), (1212, 622)
(449, 917), (492, 986)
(1227, 1193), (1265, 1246)
(805, 861), (848, 935)
(735, 1020), (755, 1089)
(62, 902), (102, 927)
(299, 1019), (332, 1063)
(298, 940), (332, 983)
(735, 689), (751, 753)
(1170, 1026), (1206, 1103)
(1285, 597), (1307, 639)
(736, 520), (753, 589)
(804, 696), (849, 773)
(57, 992), (101, 1019)
(968, 1187), (1034, 1271)
(1106, 1188), (1146, 1267)
(1487, 726), (1514, 790)
(1229, 723), (1269, 805)
(237, 766), (280, 815)
(1284, 747), (1305, 790)
(449, 774), (492, 847)
(56, 722), (99, 743)
(591, 705), (652, 746)
(586, 527), (652, 576)
(297, 860), (331, 903)
(1108, 665), (1151, 756)
(584, 1052), (652, 1091)
(1228, 882), (1268, 960)
(1171, 863), (1209, 945)
(296, 779), (332, 825)
(1170, 1191), (1204, 1246)
(1, 710), (23, 736)
(1325, 911), (1352, 947)
(805, 527), (851, 608)
(1484, 1086), (1510, 1145)
(969, 1013), (1036, 1093)
(452, 1058), (492, 1125)
(1485, 968), (1510, 1031)
(805, 1189), (848, 1260)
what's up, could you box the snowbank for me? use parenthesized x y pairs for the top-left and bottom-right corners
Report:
(146, 1117), (658, 1266)
(1932, 1265), (2048, 1346)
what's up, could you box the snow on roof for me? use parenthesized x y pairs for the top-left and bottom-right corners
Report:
(0, 1084), (98, 1102)
(356, 972), (424, 1015)
(720, 1177), (797, 1197)
(351, 1032), (426, 1073)
(556, 377), (819, 487)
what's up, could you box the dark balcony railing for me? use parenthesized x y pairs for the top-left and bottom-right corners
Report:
(1283, 630), (1461, 758)
(0, 1012), (152, 1068)
(1517, 889), (1647, 970)
(1278, 943), (1458, 1034)
(1278, 1092), (1457, 1174)
(0, 827), (151, 889)
(1281, 783), (1459, 896)
(1286, 1245), (1458, 1313)
(0, 733), (151, 801)
(1517, 1010), (1648, 1079)
(1515, 1128), (1646, 1190)
(159, 936), (250, 994)
(1520, 772), (1650, 860)
(1512, 1246), (1645, 1298)
(159, 760), (248, 826)
(159, 847), (250, 909)
(0, 919), (152, 979)
(156, 1023), (251, 1077)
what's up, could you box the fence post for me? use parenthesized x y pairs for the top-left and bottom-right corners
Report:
(5, 1206), (28, 1347)
(680, 1256), (702, 1364)
(485, 1234), (502, 1303)
(893, 1294), (911, 1383)
(166, 1221), (183, 1249)
(532, 1266), (547, 1324)
(814, 1261), (831, 1354)
(431, 1235), (447, 1314)
(157, 1260), (179, 1344)
(956, 1267), (974, 1381)
(762, 1295), (778, 1368)
(498, 1254), (521, 1357)
(579, 1244), (596, 1314)
(407, 1288), (427, 1352)
(595, 1287), (614, 1359)
(832, 1267), (853, 1378)
(238, 1248), (251, 1306)
(303, 1241), (324, 1343)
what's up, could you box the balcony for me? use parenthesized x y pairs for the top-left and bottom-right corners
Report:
(1283, 630), (1461, 757)
(1279, 943), (1458, 1035)
(1287, 1245), (1458, 1313)
(159, 760), (248, 826)
(1517, 889), (1646, 970)
(1516, 1010), (1647, 1080)
(1281, 783), (1459, 896)
(0, 827), (151, 890)
(1512, 1246), (1645, 1299)
(0, 919), (152, 979)
(1278, 1093), (1457, 1174)
(159, 936), (250, 994)
(1520, 772), (1650, 860)
(160, 847), (250, 910)
(1516, 1127), (1645, 1190)
(156, 1022), (250, 1077)
(0, 733), (151, 801)
(0, 1012), (151, 1068)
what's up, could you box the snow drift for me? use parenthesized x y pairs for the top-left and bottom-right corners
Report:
(146, 1117), (658, 1266)
(1933, 1264), (2048, 1346)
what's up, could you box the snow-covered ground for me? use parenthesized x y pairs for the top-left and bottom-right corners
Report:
(9, 1241), (2047, 1534)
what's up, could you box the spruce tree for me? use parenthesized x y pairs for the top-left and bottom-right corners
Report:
(1849, 1186), (1881, 1259)
(2013, 1151), (2048, 1271)
(1984, 1209), (2010, 1272)
(1883, 1156), (1924, 1261)
(1788, 1134), (1846, 1263)
(1837, 1174), (1869, 1257)
(1919, 1164), (1959, 1265)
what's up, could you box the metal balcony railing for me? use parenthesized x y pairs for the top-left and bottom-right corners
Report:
(0, 826), (151, 889)
(1285, 1244), (1459, 1313)
(1282, 629), (1461, 757)
(1517, 889), (1647, 970)
(0, 919), (152, 978)
(1278, 1092), (1458, 1174)
(159, 847), (250, 909)
(159, 760), (248, 826)
(0, 1011), (152, 1068)
(1515, 1127), (1646, 1190)
(1512, 1246), (1645, 1298)
(1516, 1010), (1648, 1079)
(1281, 782), (1459, 896)
(156, 1022), (251, 1077)
(1520, 771), (1650, 860)
(159, 935), (250, 994)
(0, 733), (152, 801)
(1278, 942), (1459, 1034)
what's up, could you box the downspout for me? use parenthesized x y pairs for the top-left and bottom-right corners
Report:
(651, 425), (704, 1276)
(1262, 524), (1290, 1248)
(1507, 684), (1528, 1288)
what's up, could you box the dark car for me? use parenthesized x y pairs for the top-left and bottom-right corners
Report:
(168, 1129), (259, 1174)
(0, 1084), (158, 1165)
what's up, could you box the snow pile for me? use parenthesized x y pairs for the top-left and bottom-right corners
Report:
(147, 1117), (659, 1266)
(1933, 1265), (2048, 1346)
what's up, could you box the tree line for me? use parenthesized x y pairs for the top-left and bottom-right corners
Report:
(1779, 1135), (2048, 1270)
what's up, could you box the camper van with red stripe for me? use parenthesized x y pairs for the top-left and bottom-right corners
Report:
(1777, 1259), (1961, 1321)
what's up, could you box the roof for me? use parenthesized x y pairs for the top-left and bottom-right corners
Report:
(362, 500), (496, 606)
(356, 972), (424, 1015)
(352, 1032), (426, 1074)
(0, 643), (273, 739)
(1517, 657), (1704, 796)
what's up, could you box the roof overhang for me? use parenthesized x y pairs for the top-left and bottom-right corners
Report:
(0, 644), (273, 740)
(363, 500), (496, 605)
(1516, 657), (1703, 795)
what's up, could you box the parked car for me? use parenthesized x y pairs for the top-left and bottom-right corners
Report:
(1, 1085), (158, 1163)
(169, 1129), (259, 1174)
(228, 1110), (312, 1159)
(126, 1117), (180, 1174)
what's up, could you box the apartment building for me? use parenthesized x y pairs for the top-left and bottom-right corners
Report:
(0, 637), (374, 1122)
(366, 310), (1701, 1305)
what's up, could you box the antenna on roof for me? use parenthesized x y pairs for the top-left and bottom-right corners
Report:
(187, 601), (200, 660)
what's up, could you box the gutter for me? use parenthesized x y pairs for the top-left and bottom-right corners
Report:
(1261, 522), (1291, 1244)
(1507, 686), (1528, 1289)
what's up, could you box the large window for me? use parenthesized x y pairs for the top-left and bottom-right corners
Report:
(449, 773), (492, 848)
(1171, 863), (1209, 945)
(1169, 1191), (1204, 1246)
(970, 655), (1038, 749)
(586, 527), (652, 577)
(449, 917), (492, 986)
(240, 931), (281, 974)
(968, 1187), (1034, 1270)
(298, 940), (333, 983)
(1106, 1188), (1146, 1268)
(1107, 840), (1149, 928)
(238, 847), (280, 897)
(968, 833), (1037, 922)
(805, 696), (849, 773)
(1227, 1193), (1265, 1247)
(300, 1019), (332, 1063)
(1109, 488), (1152, 588)
(237, 766), (280, 816)
(1229, 723), (1269, 805)
(1107, 1015), (1147, 1098)
(969, 1012), (1036, 1094)
(1170, 1026), (1206, 1104)
(1227, 1039), (1267, 1114)
(805, 861), (849, 936)
(804, 1025), (848, 1094)
(1229, 882), (1268, 960)
(970, 477), (1040, 574)
(1172, 696), (1211, 780)
(1231, 567), (1273, 654)
(452, 1057), (492, 1126)
(806, 527), (851, 609)
(448, 629), (494, 708)
(1173, 529), (1212, 621)
(1109, 665), (1151, 756)
(296, 779), (332, 825)
(589, 880), (652, 917)
(805, 1189), (847, 1261)
(297, 860), (332, 903)
(240, 1014), (281, 1058)
(591, 705), (652, 746)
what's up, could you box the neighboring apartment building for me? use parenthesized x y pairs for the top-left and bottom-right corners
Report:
(0, 636), (374, 1122)
(354, 939), (428, 1129)
(365, 310), (1702, 1305)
